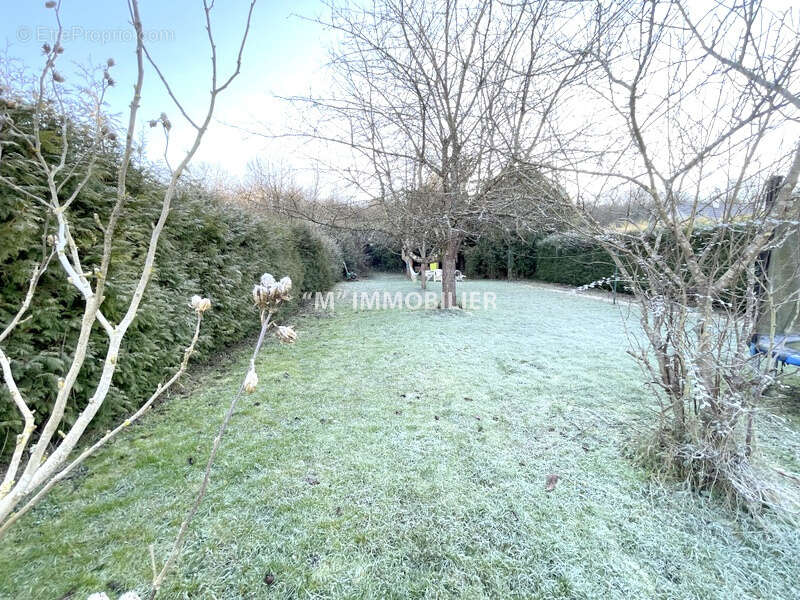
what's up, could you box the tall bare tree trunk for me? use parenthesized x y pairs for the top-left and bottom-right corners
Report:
(441, 236), (460, 308)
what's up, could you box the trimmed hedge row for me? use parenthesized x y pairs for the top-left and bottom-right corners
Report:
(364, 243), (405, 272)
(464, 235), (539, 279)
(534, 232), (617, 287)
(1, 186), (338, 446)
(0, 109), (338, 448)
(467, 226), (758, 295)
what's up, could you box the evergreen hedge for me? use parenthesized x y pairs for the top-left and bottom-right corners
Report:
(1, 187), (338, 449)
(534, 232), (617, 287)
(469, 226), (755, 295)
(364, 242), (405, 272)
(0, 104), (338, 451)
(464, 235), (539, 279)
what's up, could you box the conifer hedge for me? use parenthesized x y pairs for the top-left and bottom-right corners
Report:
(534, 232), (617, 287)
(464, 235), (539, 279)
(0, 104), (338, 451)
(467, 227), (755, 294)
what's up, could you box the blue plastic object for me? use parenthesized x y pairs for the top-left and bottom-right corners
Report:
(749, 334), (800, 367)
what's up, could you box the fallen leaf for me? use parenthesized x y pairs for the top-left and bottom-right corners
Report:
(545, 473), (559, 491)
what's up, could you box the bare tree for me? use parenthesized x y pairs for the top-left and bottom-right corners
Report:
(392, 180), (446, 290)
(283, 0), (586, 306)
(553, 0), (800, 507)
(0, 0), (256, 536)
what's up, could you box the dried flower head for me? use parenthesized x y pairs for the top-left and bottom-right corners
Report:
(106, 57), (115, 67)
(52, 71), (65, 83)
(42, 43), (52, 54)
(275, 325), (297, 344)
(252, 284), (268, 308)
(252, 273), (293, 310)
(243, 367), (258, 394)
(189, 295), (212, 314)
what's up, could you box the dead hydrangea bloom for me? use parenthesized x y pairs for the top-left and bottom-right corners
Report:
(252, 273), (292, 310)
(189, 295), (211, 314)
(243, 367), (258, 394)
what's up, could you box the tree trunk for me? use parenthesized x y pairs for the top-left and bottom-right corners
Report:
(402, 248), (417, 282)
(441, 236), (460, 308)
(407, 259), (417, 282)
(669, 386), (686, 439)
(420, 241), (428, 290)
(507, 241), (513, 281)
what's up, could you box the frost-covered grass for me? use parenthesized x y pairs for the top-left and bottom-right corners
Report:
(2, 275), (799, 599)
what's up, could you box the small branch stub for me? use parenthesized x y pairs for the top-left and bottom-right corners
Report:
(274, 325), (297, 344)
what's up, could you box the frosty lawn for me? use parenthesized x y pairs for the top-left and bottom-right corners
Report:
(3, 276), (799, 599)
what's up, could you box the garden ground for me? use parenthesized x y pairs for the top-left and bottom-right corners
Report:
(2, 275), (799, 599)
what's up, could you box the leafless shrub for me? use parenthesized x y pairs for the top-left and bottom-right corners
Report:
(272, 0), (587, 306)
(552, 0), (800, 511)
(0, 0), (257, 537)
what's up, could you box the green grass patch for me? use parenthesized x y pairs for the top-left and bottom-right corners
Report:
(2, 276), (799, 599)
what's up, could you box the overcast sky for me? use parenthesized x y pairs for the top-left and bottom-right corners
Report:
(1, 0), (332, 181)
